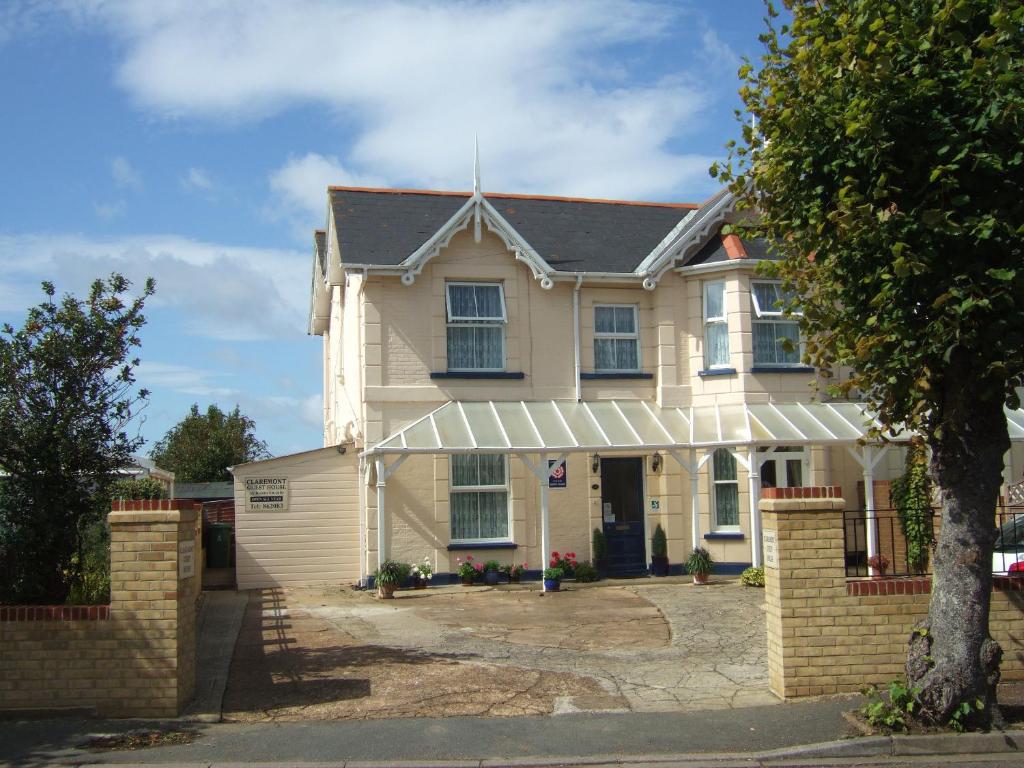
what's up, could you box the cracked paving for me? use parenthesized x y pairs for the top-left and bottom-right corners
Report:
(221, 579), (775, 721)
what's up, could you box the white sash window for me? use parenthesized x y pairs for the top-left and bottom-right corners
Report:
(446, 283), (507, 371)
(594, 305), (640, 371)
(751, 281), (802, 366)
(703, 281), (730, 369)
(450, 454), (510, 542)
(712, 448), (740, 530)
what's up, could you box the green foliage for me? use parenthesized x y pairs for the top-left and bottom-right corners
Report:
(714, 0), (1024, 435)
(592, 528), (608, 563)
(374, 560), (409, 587)
(543, 566), (564, 581)
(67, 520), (110, 605)
(651, 524), (668, 557)
(573, 561), (600, 582)
(150, 404), (271, 483)
(859, 680), (919, 732)
(891, 440), (935, 573)
(0, 275), (153, 604)
(740, 566), (765, 587)
(108, 477), (167, 502)
(483, 559), (501, 573)
(948, 696), (985, 732)
(685, 547), (715, 576)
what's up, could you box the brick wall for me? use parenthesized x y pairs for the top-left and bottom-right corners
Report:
(0, 501), (201, 717)
(761, 488), (1024, 699)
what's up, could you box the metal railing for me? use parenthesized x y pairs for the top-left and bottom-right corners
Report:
(843, 506), (1024, 578)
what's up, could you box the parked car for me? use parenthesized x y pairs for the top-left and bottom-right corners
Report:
(993, 513), (1024, 574)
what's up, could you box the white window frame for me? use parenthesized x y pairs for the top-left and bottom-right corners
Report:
(757, 446), (810, 489)
(711, 448), (741, 532)
(751, 280), (803, 366)
(445, 282), (507, 372)
(593, 304), (641, 372)
(449, 454), (513, 544)
(703, 281), (730, 369)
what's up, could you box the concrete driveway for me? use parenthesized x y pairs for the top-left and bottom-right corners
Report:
(222, 578), (774, 721)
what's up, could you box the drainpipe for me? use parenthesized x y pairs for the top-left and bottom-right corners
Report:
(573, 275), (583, 402)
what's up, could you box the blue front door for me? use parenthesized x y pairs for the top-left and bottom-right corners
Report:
(601, 457), (646, 575)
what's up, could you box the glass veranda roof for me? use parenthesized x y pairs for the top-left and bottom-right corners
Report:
(362, 399), (1003, 456)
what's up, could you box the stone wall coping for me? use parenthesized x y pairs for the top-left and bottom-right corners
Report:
(847, 575), (1024, 596)
(0, 605), (110, 621)
(760, 497), (846, 512)
(108, 508), (197, 525)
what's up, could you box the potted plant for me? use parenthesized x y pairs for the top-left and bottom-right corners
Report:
(483, 559), (501, 586)
(410, 556), (432, 589)
(550, 551), (578, 579)
(374, 560), (407, 599)
(685, 546), (714, 585)
(502, 563), (526, 583)
(456, 555), (481, 586)
(651, 524), (669, 576)
(592, 528), (608, 577)
(867, 553), (889, 578)
(543, 565), (564, 592)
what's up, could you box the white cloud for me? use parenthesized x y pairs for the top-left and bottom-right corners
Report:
(180, 166), (214, 192)
(136, 361), (236, 398)
(111, 156), (142, 190)
(67, 0), (722, 203)
(270, 152), (384, 221)
(0, 233), (308, 341)
(94, 199), (126, 220)
(701, 28), (741, 72)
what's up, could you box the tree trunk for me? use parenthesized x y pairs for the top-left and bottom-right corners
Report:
(906, 363), (1009, 729)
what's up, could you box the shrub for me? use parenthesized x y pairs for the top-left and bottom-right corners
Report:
(573, 561), (599, 582)
(483, 559), (501, 573)
(543, 566), (564, 581)
(592, 528), (608, 563)
(456, 555), (483, 581)
(374, 560), (409, 587)
(859, 681), (918, 732)
(651, 524), (668, 557)
(685, 546), (714, 575)
(108, 477), (167, 501)
(740, 566), (764, 587)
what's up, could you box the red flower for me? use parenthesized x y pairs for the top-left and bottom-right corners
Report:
(551, 551), (560, 558)
(466, 555), (474, 561)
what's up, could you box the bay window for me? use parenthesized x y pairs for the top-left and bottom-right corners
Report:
(703, 281), (730, 369)
(751, 281), (802, 366)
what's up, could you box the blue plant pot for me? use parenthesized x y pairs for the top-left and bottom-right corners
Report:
(543, 578), (561, 592)
(485, 570), (500, 586)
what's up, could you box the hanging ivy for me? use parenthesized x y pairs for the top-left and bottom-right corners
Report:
(891, 439), (935, 574)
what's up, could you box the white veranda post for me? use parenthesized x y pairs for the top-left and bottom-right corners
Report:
(668, 449), (710, 551)
(847, 445), (890, 573)
(517, 452), (564, 592)
(747, 449), (762, 568)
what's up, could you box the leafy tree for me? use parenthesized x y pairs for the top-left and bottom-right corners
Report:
(714, 0), (1023, 728)
(150, 404), (271, 482)
(0, 275), (153, 603)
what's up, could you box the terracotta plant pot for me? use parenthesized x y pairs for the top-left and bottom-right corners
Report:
(510, 574), (520, 583)
(461, 577), (474, 586)
(378, 583), (397, 599)
(691, 572), (710, 585)
(414, 578), (427, 589)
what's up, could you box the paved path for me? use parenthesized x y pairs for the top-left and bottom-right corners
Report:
(182, 590), (249, 722)
(294, 578), (773, 714)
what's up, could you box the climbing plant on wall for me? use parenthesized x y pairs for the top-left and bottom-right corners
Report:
(891, 440), (935, 575)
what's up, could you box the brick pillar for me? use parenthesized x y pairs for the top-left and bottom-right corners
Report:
(761, 487), (846, 699)
(108, 500), (201, 716)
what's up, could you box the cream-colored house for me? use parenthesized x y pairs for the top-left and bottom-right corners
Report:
(232, 171), (1024, 590)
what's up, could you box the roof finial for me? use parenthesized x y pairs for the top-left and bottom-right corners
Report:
(473, 134), (481, 196)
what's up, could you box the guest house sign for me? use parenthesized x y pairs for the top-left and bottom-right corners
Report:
(246, 477), (289, 512)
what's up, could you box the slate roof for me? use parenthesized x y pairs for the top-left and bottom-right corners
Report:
(329, 187), (700, 273)
(687, 234), (778, 266)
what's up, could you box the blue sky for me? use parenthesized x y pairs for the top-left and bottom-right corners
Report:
(0, 0), (770, 457)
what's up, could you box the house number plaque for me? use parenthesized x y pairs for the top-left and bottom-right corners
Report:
(763, 529), (779, 569)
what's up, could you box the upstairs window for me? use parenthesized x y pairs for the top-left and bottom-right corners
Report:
(751, 281), (802, 366)
(446, 283), (506, 371)
(450, 454), (510, 542)
(703, 281), (730, 369)
(594, 305), (640, 371)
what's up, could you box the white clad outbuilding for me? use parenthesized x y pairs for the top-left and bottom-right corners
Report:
(231, 444), (360, 590)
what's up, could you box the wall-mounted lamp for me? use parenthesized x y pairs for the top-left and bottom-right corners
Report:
(651, 452), (662, 473)
(591, 454), (601, 473)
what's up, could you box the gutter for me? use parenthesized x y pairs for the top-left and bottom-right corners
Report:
(573, 275), (583, 401)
